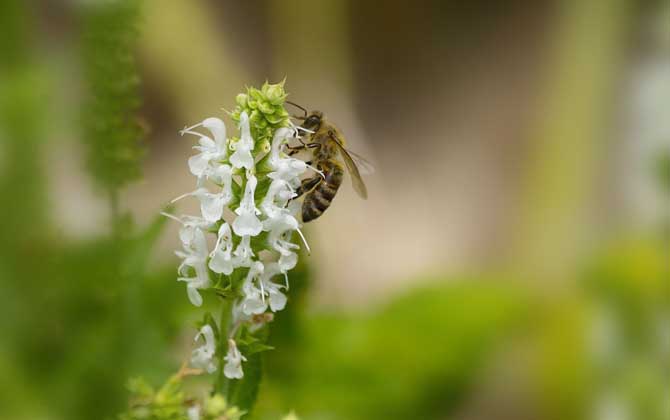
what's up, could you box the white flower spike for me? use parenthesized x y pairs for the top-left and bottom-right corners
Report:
(166, 81), (322, 380)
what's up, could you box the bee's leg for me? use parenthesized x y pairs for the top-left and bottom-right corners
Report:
(285, 144), (306, 156)
(285, 144), (306, 151)
(292, 176), (321, 200)
(286, 142), (320, 156)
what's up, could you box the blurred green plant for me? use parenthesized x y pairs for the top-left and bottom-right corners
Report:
(0, 0), (48, 244)
(121, 366), (244, 420)
(536, 236), (669, 420)
(80, 0), (145, 215)
(585, 238), (669, 420)
(0, 2), (51, 416)
(258, 280), (529, 419)
(655, 150), (670, 195)
(0, 1), (182, 419)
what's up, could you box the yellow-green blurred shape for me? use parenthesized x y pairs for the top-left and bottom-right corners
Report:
(511, 0), (631, 280)
(139, 0), (246, 121)
(268, 0), (353, 101)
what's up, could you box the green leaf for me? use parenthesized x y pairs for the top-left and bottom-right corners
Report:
(227, 351), (262, 415)
(121, 209), (169, 276)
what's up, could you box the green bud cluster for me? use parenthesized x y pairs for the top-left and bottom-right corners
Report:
(231, 80), (291, 151)
(120, 375), (243, 420)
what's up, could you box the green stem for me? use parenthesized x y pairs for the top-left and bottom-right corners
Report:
(214, 298), (233, 395)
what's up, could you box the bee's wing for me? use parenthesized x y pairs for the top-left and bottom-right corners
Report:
(329, 134), (368, 199)
(347, 149), (375, 176)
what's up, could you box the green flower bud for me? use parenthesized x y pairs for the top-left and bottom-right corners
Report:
(235, 93), (248, 107)
(225, 407), (243, 420)
(258, 101), (274, 115)
(259, 138), (271, 154)
(246, 108), (256, 119)
(249, 87), (263, 101)
(264, 83), (286, 105)
(265, 111), (285, 124)
(205, 394), (228, 416)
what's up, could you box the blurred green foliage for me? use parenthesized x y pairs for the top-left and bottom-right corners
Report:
(258, 279), (528, 419)
(537, 236), (669, 420)
(0, 216), (190, 419)
(121, 373), (243, 420)
(80, 0), (145, 196)
(585, 238), (669, 420)
(656, 150), (670, 195)
(0, 1), (182, 418)
(0, 0), (48, 243)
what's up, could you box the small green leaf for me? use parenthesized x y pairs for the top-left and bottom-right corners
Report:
(227, 351), (262, 414)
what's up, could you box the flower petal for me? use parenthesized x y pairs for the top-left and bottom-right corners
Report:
(186, 283), (203, 307)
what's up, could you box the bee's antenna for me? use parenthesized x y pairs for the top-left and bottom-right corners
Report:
(285, 100), (308, 118)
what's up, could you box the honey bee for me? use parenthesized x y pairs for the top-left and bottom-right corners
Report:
(286, 102), (371, 222)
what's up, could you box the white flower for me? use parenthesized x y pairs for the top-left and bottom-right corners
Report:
(279, 251), (298, 272)
(231, 301), (273, 332)
(161, 212), (212, 248)
(240, 261), (288, 315)
(191, 325), (217, 374)
(193, 187), (228, 223)
(260, 262), (288, 312)
(186, 405), (200, 420)
(180, 117), (227, 179)
(229, 112), (255, 170)
(187, 405), (200, 420)
(232, 235), (254, 268)
(232, 174), (262, 236)
(208, 222), (234, 275)
(241, 261), (266, 315)
(224, 339), (247, 379)
(172, 171), (233, 223)
(268, 127), (307, 185)
(210, 163), (234, 193)
(264, 213), (299, 253)
(176, 227), (210, 306)
(261, 178), (295, 219)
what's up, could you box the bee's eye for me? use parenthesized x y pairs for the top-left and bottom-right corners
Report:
(305, 115), (320, 127)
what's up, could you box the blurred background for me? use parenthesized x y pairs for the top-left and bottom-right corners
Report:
(1, 0), (668, 419)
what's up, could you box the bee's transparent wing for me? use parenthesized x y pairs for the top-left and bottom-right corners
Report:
(329, 135), (368, 199)
(347, 149), (375, 176)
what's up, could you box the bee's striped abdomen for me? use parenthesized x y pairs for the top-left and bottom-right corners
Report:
(302, 161), (343, 222)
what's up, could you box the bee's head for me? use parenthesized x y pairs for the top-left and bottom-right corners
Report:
(285, 101), (322, 130)
(302, 111), (323, 131)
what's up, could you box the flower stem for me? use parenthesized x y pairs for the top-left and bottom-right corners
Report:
(214, 297), (233, 395)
